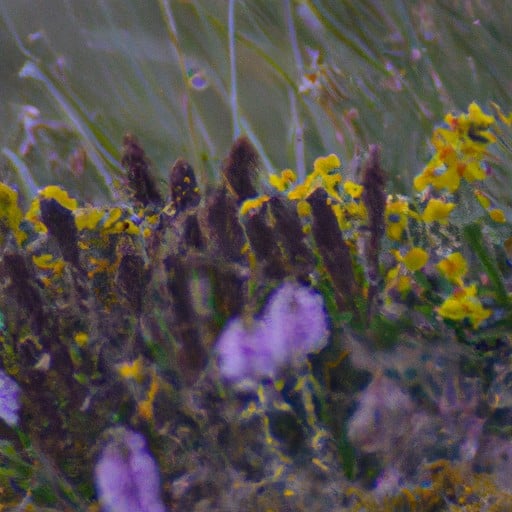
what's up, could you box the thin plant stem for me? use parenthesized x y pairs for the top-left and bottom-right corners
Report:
(228, 0), (240, 139)
(284, 0), (305, 180)
(158, 0), (205, 183)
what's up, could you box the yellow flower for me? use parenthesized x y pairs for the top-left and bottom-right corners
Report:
(32, 253), (65, 276)
(288, 181), (311, 201)
(473, 189), (491, 209)
(240, 195), (270, 215)
(74, 208), (105, 230)
(422, 198), (455, 223)
(490, 101), (512, 126)
(437, 253), (467, 284)
(402, 247), (429, 272)
(269, 169), (297, 192)
(118, 356), (145, 383)
(137, 376), (159, 421)
(287, 153), (343, 202)
(40, 185), (78, 210)
(100, 208), (140, 235)
(414, 103), (495, 193)
(313, 154), (340, 175)
(74, 332), (89, 347)
(102, 208), (122, 230)
(25, 186), (79, 233)
(296, 200), (311, 217)
(437, 284), (491, 328)
(385, 265), (412, 294)
(345, 201), (367, 221)
(343, 181), (364, 199)
(0, 182), (25, 245)
(489, 208), (506, 223)
(385, 196), (409, 241)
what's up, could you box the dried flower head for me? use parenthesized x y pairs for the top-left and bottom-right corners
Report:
(169, 158), (200, 214)
(121, 133), (162, 206)
(95, 428), (165, 512)
(40, 197), (81, 268)
(222, 135), (259, 203)
(306, 187), (358, 312)
(0, 369), (21, 427)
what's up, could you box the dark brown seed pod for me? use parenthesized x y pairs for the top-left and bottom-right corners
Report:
(40, 197), (81, 269)
(204, 186), (246, 263)
(115, 235), (147, 316)
(269, 195), (314, 278)
(169, 158), (201, 214)
(307, 187), (358, 312)
(244, 202), (287, 280)
(222, 135), (259, 203)
(164, 254), (207, 384)
(1, 245), (46, 335)
(121, 133), (162, 206)
(361, 145), (387, 317)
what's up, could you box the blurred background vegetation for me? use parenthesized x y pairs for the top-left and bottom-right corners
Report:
(1, 0), (511, 204)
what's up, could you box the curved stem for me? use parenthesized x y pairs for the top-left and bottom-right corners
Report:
(228, 0), (240, 139)
(284, 0), (305, 180)
(159, 0), (205, 183)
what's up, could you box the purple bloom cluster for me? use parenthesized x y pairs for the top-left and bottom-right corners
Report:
(95, 428), (165, 512)
(216, 281), (328, 385)
(0, 369), (21, 427)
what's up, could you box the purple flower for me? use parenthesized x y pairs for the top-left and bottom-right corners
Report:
(264, 281), (328, 364)
(216, 318), (276, 383)
(216, 281), (328, 385)
(95, 428), (165, 512)
(0, 370), (21, 427)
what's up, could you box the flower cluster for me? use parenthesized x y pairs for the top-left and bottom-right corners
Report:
(0, 369), (20, 427)
(95, 428), (165, 512)
(266, 153), (367, 229)
(414, 102), (495, 193)
(216, 281), (328, 385)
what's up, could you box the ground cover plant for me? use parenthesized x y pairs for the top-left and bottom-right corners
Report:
(1, 2), (512, 511)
